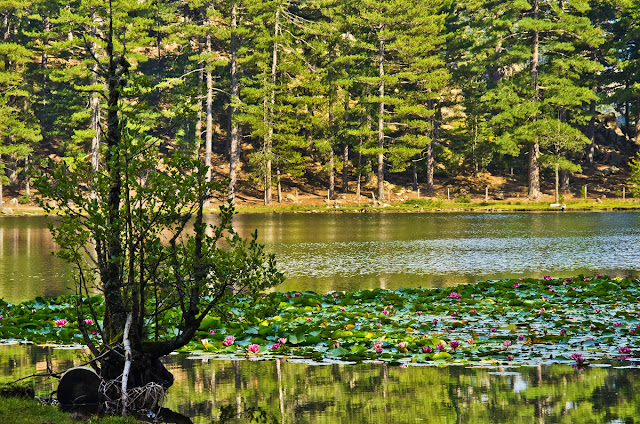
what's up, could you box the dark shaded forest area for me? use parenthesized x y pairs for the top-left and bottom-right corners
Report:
(1, 0), (640, 206)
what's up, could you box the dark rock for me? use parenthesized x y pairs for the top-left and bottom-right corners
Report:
(57, 367), (100, 406)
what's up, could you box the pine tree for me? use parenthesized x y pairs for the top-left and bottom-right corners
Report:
(469, 0), (602, 199)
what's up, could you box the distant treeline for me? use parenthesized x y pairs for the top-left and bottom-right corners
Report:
(1, 0), (639, 204)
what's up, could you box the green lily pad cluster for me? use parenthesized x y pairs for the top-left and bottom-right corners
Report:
(2, 276), (640, 367)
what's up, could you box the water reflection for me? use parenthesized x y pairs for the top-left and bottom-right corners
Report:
(2, 344), (638, 423)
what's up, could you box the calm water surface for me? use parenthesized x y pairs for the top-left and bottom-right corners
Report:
(1, 343), (639, 423)
(2, 212), (640, 423)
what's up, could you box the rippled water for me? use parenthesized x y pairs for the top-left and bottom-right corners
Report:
(2, 212), (640, 302)
(230, 212), (640, 292)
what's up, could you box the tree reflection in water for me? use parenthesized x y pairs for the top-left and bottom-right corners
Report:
(3, 344), (640, 423)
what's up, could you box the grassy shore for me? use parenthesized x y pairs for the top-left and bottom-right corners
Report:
(0, 396), (138, 424)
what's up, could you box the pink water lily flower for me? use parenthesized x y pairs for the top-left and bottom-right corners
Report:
(422, 347), (433, 353)
(512, 283), (520, 288)
(448, 292), (461, 299)
(374, 342), (383, 349)
(506, 355), (514, 361)
(503, 340), (512, 347)
(247, 344), (260, 354)
(83, 319), (93, 325)
(450, 341), (460, 351)
(271, 343), (281, 350)
(222, 335), (235, 347)
(55, 319), (68, 327)
(618, 347), (632, 354)
(436, 343), (445, 351)
(397, 341), (408, 352)
(279, 338), (287, 344)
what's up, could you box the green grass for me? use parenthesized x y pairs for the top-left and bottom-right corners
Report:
(0, 396), (138, 424)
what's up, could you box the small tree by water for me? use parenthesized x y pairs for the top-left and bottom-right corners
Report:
(33, 0), (283, 411)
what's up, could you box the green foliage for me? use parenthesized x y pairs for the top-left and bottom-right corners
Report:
(6, 275), (637, 368)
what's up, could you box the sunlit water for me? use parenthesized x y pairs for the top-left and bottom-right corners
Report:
(2, 212), (640, 422)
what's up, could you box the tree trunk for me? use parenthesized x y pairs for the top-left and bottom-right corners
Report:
(228, 2), (240, 203)
(329, 147), (334, 200)
(264, 8), (279, 205)
(412, 162), (418, 191)
(528, 0), (541, 200)
(377, 35), (385, 201)
(554, 164), (559, 203)
(587, 100), (595, 169)
(205, 32), (213, 208)
(276, 167), (282, 203)
(39, 16), (50, 137)
(195, 66), (203, 158)
(528, 141), (541, 199)
(342, 143), (349, 193)
(102, 8), (127, 346)
(426, 142), (434, 193)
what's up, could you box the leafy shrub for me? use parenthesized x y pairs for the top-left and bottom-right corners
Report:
(456, 195), (471, 203)
(18, 194), (30, 204)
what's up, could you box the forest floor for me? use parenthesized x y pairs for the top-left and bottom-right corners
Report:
(2, 153), (637, 214)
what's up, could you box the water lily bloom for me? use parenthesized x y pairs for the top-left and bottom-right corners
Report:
(432, 319), (438, 325)
(222, 336), (235, 347)
(519, 277), (525, 281)
(512, 283), (520, 288)
(618, 347), (632, 354)
(584, 278), (591, 282)
(382, 310), (388, 315)
(201, 339), (211, 350)
(595, 274), (603, 278)
(416, 311), (423, 316)
(247, 344), (260, 354)
(333, 293), (339, 298)
(294, 292), (301, 297)
(260, 294), (268, 298)
(543, 275), (553, 281)
(490, 328), (497, 333)
(374, 347), (382, 354)
(631, 329), (636, 335)
(374, 342), (383, 349)
(560, 329), (567, 335)
(518, 334), (525, 341)
(613, 322), (623, 327)
(55, 319), (67, 327)
(271, 343), (281, 350)
(422, 347), (433, 353)
(307, 317), (313, 322)
(595, 308), (601, 313)
(436, 343), (445, 351)
(209, 329), (216, 334)
(450, 312), (458, 317)
(278, 338), (287, 345)
(340, 308), (346, 312)
(91, 330), (98, 335)
(376, 322), (382, 326)
(506, 355), (514, 361)
(449, 292), (462, 299)
(538, 308), (546, 315)
(450, 341), (460, 350)
(571, 353), (585, 364)
(83, 319), (93, 325)
(469, 309), (477, 314)
(397, 341), (408, 351)
(333, 343), (340, 349)
(503, 340), (512, 347)
(466, 338), (474, 345)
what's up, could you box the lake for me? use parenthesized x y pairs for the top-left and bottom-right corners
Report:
(1, 211), (640, 422)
